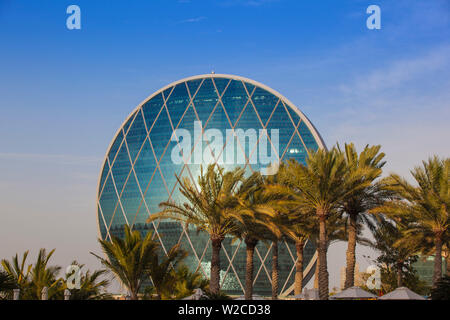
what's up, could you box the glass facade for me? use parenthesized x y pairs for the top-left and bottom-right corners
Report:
(413, 255), (447, 286)
(97, 74), (324, 296)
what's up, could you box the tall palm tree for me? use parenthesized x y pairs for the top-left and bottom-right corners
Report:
(339, 143), (387, 289)
(283, 213), (316, 297)
(145, 244), (187, 299)
(279, 148), (370, 299)
(28, 249), (63, 300)
(259, 172), (293, 300)
(230, 171), (284, 300)
(445, 241), (450, 276)
(374, 156), (449, 288)
(91, 225), (159, 300)
(270, 164), (319, 296)
(148, 164), (245, 295)
(369, 219), (419, 287)
(262, 208), (288, 300)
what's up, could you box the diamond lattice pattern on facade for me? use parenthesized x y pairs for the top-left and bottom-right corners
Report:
(97, 75), (321, 296)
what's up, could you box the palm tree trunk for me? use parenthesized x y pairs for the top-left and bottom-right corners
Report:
(294, 240), (304, 297)
(432, 236), (443, 288)
(446, 251), (450, 276)
(314, 259), (319, 289)
(344, 213), (357, 289)
(396, 263), (403, 287)
(271, 240), (279, 300)
(130, 290), (138, 300)
(210, 237), (222, 295)
(318, 216), (329, 300)
(244, 237), (257, 300)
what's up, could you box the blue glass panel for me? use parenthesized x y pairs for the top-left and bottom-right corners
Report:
(251, 87), (279, 127)
(109, 205), (126, 234)
(123, 111), (137, 135)
(149, 107), (173, 162)
(133, 137), (157, 191)
(133, 203), (150, 225)
(120, 173), (142, 224)
(98, 160), (110, 197)
(162, 86), (174, 103)
(98, 208), (107, 239)
(298, 121), (319, 151)
(266, 103), (296, 161)
(144, 168), (170, 215)
(110, 142), (132, 194)
(125, 110), (148, 163)
(212, 78), (230, 97)
(244, 82), (255, 95)
(165, 83), (191, 128)
(284, 102), (301, 125)
(233, 104), (261, 166)
(221, 80), (248, 127)
(186, 79), (203, 97)
(108, 129), (124, 163)
(159, 146), (183, 200)
(99, 173), (119, 228)
(193, 78), (218, 124)
(158, 220), (183, 254)
(282, 132), (307, 165)
(142, 93), (164, 131)
(203, 104), (229, 164)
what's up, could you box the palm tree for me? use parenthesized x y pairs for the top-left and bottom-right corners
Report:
(0, 270), (16, 299)
(369, 219), (418, 287)
(173, 265), (209, 299)
(148, 164), (245, 295)
(279, 148), (369, 299)
(229, 171), (281, 300)
(283, 213), (317, 297)
(91, 225), (159, 300)
(28, 249), (63, 300)
(268, 164), (319, 297)
(374, 156), (449, 288)
(255, 173), (291, 300)
(445, 241), (450, 277)
(1, 251), (31, 298)
(262, 207), (289, 300)
(1, 249), (63, 300)
(145, 243), (187, 299)
(339, 143), (387, 289)
(64, 261), (111, 300)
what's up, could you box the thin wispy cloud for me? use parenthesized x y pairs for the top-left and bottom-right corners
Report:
(339, 45), (450, 95)
(178, 16), (206, 24)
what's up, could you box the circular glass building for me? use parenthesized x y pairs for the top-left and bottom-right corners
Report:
(97, 74), (325, 296)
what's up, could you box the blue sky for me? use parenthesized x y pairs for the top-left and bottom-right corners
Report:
(0, 0), (449, 292)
